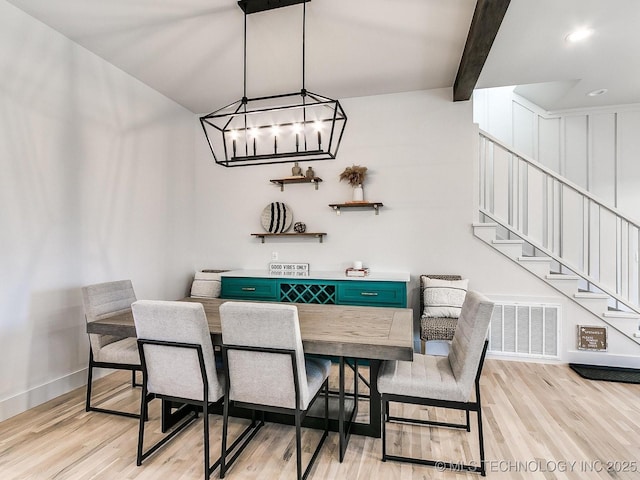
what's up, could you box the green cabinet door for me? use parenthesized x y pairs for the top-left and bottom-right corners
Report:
(336, 281), (407, 307)
(221, 277), (278, 301)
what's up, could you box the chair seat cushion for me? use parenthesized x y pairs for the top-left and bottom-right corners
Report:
(95, 337), (140, 365)
(303, 357), (332, 410)
(377, 353), (466, 402)
(420, 315), (458, 341)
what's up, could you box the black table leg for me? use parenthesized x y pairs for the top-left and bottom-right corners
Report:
(368, 360), (381, 438)
(339, 357), (346, 461)
(161, 400), (197, 432)
(338, 357), (360, 462)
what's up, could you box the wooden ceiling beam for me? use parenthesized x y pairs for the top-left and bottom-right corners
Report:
(453, 0), (511, 102)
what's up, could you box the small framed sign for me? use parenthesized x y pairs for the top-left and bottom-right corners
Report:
(269, 262), (309, 276)
(577, 325), (607, 351)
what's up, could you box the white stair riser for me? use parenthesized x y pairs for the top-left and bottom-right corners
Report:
(519, 260), (551, 277)
(546, 278), (580, 295)
(573, 297), (609, 315)
(473, 226), (497, 243)
(492, 243), (523, 259)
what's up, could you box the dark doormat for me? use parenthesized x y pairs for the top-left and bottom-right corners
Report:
(569, 363), (640, 384)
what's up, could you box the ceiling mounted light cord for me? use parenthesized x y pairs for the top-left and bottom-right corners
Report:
(243, 9), (247, 101)
(200, 0), (347, 167)
(302, 0), (306, 93)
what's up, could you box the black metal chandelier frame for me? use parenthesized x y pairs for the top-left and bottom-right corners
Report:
(199, 0), (347, 167)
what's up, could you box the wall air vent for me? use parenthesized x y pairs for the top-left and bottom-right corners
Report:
(488, 301), (560, 358)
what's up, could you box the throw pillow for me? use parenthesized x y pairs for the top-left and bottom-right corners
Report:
(423, 277), (469, 318)
(190, 271), (222, 298)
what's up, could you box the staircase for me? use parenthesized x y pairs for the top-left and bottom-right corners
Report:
(475, 130), (640, 344)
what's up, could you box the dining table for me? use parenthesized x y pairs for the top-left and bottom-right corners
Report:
(86, 297), (414, 461)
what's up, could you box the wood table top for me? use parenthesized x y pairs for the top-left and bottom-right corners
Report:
(86, 298), (414, 361)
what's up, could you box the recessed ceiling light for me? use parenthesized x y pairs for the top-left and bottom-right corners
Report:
(587, 88), (608, 97)
(565, 28), (593, 43)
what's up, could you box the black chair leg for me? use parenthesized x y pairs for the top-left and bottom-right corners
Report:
(203, 402), (210, 480)
(295, 411), (302, 480)
(85, 356), (94, 412)
(381, 396), (387, 461)
(476, 389), (486, 476)
(137, 388), (149, 466)
(220, 400), (229, 478)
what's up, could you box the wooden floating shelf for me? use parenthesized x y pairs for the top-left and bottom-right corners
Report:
(270, 176), (323, 191)
(251, 232), (326, 243)
(328, 202), (384, 215)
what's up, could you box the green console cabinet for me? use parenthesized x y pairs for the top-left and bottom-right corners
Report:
(220, 270), (408, 308)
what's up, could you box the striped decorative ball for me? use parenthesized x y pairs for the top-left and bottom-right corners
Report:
(261, 202), (293, 233)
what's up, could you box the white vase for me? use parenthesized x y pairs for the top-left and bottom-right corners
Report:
(352, 184), (364, 202)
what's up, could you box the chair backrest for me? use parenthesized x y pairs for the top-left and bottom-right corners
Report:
(132, 300), (223, 403)
(219, 302), (308, 410)
(447, 290), (495, 399)
(82, 280), (136, 352)
(419, 274), (463, 317)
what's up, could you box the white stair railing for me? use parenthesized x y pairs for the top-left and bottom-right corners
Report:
(479, 130), (640, 314)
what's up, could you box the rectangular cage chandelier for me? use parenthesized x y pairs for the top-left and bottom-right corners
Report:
(199, 0), (347, 167)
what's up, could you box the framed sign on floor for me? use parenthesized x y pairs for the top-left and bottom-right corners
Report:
(577, 325), (607, 351)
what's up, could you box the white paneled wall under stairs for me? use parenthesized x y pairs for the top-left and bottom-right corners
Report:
(474, 222), (640, 344)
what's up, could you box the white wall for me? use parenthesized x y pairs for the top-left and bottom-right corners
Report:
(0, 1), (196, 420)
(194, 88), (640, 368)
(474, 86), (640, 219)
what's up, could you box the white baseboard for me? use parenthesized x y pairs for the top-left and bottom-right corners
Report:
(486, 352), (563, 364)
(0, 369), (89, 422)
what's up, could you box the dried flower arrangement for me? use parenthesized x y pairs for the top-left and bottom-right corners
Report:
(339, 165), (368, 187)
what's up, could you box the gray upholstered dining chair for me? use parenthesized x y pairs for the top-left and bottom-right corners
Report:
(219, 301), (331, 480)
(82, 279), (142, 418)
(378, 290), (495, 476)
(133, 300), (241, 480)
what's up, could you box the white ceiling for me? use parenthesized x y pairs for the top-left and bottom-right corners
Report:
(5, 0), (476, 113)
(6, 0), (640, 114)
(477, 0), (640, 112)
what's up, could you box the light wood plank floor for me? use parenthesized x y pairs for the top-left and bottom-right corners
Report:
(1, 360), (639, 479)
